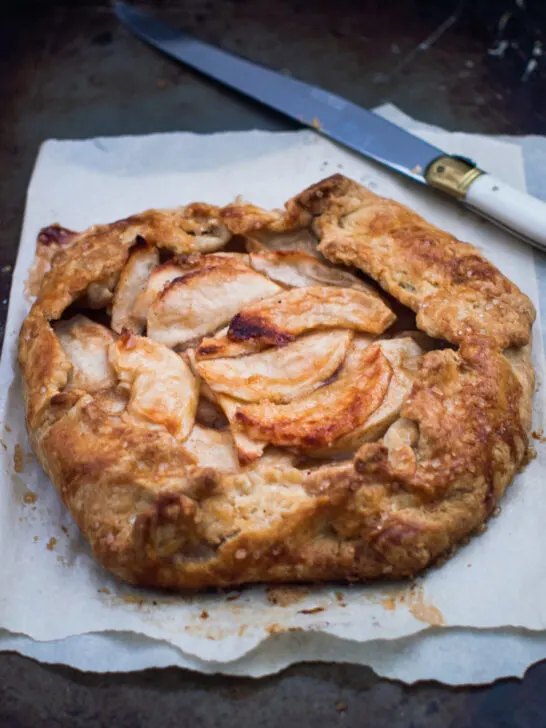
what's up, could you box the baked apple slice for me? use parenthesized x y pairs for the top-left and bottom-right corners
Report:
(228, 286), (395, 346)
(233, 339), (392, 449)
(109, 333), (198, 440)
(111, 241), (159, 334)
(55, 315), (117, 393)
(196, 329), (353, 403)
(147, 257), (280, 348)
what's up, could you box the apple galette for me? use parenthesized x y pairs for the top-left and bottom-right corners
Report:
(18, 175), (535, 589)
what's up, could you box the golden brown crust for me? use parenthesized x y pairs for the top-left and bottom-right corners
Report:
(36, 206), (235, 320)
(298, 174), (535, 349)
(18, 175), (535, 590)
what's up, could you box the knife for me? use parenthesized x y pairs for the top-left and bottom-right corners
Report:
(115, 2), (546, 252)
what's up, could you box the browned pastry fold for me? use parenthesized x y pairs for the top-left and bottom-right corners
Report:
(296, 175), (535, 348)
(18, 175), (535, 590)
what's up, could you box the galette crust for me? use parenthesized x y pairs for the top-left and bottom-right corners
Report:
(19, 175), (535, 590)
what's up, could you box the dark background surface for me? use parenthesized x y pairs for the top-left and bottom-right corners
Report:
(1, 1), (546, 725)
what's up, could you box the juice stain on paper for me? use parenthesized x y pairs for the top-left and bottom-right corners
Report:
(13, 444), (24, 473)
(379, 584), (445, 626)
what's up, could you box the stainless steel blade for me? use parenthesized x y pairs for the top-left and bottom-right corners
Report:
(115, 2), (445, 184)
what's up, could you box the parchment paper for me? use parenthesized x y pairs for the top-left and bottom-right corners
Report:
(0, 114), (545, 684)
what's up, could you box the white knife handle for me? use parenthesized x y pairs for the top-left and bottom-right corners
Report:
(464, 174), (546, 252)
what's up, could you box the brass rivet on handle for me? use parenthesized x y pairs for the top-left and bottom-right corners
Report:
(425, 156), (484, 198)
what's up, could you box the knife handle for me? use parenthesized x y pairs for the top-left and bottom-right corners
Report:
(464, 174), (546, 253)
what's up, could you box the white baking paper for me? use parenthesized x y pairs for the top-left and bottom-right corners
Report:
(0, 118), (545, 684)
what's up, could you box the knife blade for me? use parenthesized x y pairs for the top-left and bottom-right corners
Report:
(115, 2), (546, 251)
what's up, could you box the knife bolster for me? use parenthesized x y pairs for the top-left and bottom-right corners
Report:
(425, 155), (484, 198)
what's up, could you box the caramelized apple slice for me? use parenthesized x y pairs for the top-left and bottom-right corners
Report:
(249, 250), (377, 294)
(196, 330), (353, 403)
(55, 315), (117, 393)
(196, 327), (267, 360)
(147, 258), (280, 348)
(208, 393), (266, 464)
(109, 333), (198, 440)
(180, 347), (265, 464)
(311, 336), (423, 456)
(228, 286), (395, 346)
(111, 242), (159, 334)
(233, 339), (392, 449)
(132, 260), (196, 324)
